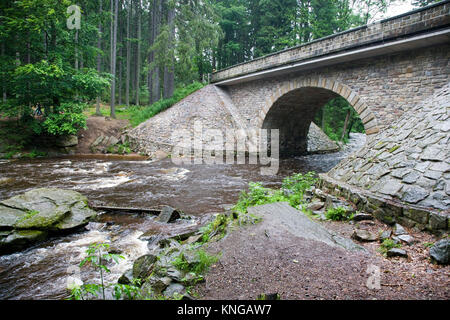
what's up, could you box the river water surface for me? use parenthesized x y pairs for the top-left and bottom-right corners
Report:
(0, 134), (365, 300)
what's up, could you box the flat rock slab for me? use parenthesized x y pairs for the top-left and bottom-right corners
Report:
(247, 202), (366, 252)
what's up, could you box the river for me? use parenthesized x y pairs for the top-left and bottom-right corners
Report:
(0, 133), (365, 300)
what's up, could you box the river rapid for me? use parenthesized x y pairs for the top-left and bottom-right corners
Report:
(0, 134), (365, 300)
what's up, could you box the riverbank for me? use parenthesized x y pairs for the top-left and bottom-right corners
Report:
(194, 194), (449, 300)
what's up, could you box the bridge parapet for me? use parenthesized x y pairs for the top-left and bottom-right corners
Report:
(212, 1), (450, 83)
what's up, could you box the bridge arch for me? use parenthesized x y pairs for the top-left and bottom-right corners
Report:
(257, 77), (380, 157)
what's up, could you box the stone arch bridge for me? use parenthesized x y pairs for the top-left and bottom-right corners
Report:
(128, 2), (450, 231)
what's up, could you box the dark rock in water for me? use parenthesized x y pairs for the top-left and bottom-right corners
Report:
(429, 239), (449, 265)
(352, 229), (378, 242)
(118, 269), (134, 285)
(0, 188), (97, 254)
(156, 206), (181, 223)
(387, 248), (408, 258)
(132, 254), (157, 280)
(0, 230), (48, 254)
(353, 213), (374, 222)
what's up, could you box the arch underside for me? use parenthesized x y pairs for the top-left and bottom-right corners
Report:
(260, 79), (379, 157)
(262, 87), (339, 157)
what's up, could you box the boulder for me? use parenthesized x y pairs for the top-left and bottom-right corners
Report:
(353, 213), (374, 222)
(393, 223), (407, 236)
(397, 234), (416, 245)
(387, 248), (408, 258)
(132, 254), (157, 280)
(55, 135), (78, 147)
(163, 283), (185, 298)
(0, 188), (97, 254)
(156, 206), (181, 223)
(352, 229), (378, 242)
(429, 239), (449, 265)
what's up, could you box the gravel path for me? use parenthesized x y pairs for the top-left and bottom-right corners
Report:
(195, 204), (449, 300)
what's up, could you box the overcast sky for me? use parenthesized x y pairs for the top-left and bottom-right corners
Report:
(381, 1), (416, 19)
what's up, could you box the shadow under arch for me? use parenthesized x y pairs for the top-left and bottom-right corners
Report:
(258, 78), (379, 157)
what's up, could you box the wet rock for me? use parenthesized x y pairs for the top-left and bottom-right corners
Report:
(0, 188), (97, 254)
(429, 239), (449, 265)
(307, 201), (324, 211)
(132, 254), (157, 280)
(397, 234), (416, 245)
(393, 223), (407, 236)
(108, 136), (120, 147)
(55, 135), (78, 147)
(379, 230), (392, 242)
(156, 206), (181, 223)
(352, 229), (378, 242)
(91, 135), (105, 147)
(387, 248), (408, 258)
(118, 269), (134, 285)
(143, 276), (172, 295)
(353, 213), (373, 222)
(0, 230), (48, 254)
(163, 283), (185, 298)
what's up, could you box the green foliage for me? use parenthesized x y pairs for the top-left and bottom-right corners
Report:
(172, 249), (219, 276)
(68, 243), (141, 300)
(41, 102), (88, 136)
(313, 97), (365, 143)
(199, 214), (230, 244)
(325, 207), (353, 221)
(129, 82), (204, 127)
(378, 239), (401, 256)
(233, 172), (318, 214)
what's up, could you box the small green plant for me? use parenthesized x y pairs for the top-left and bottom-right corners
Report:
(325, 207), (353, 221)
(423, 242), (434, 248)
(378, 239), (401, 256)
(199, 214), (230, 244)
(68, 243), (141, 300)
(172, 249), (219, 276)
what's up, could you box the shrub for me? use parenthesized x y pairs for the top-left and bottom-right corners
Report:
(325, 207), (353, 221)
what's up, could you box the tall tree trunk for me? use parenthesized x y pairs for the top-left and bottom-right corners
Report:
(147, 3), (154, 104)
(125, 0), (131, 106)
(341, 109), (351, 141)
(75, 29), (79, 70)
(151, 0), (161, 104)
(163, 5), (175, 99)
(110, 0), (119, 118)
(135, 0), (141, 106)
(2, 42), (6, 103)
(96, 0), (103, 116)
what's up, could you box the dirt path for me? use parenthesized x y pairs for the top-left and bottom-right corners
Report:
(195, 203), (449, 300)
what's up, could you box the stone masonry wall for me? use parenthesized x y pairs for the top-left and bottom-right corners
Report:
(226, 44), (449, 136)
(320, 82), (450, 233)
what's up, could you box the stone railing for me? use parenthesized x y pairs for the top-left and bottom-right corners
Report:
(212, 1), (450, 83)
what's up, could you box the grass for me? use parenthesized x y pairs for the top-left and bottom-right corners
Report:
(86, 82), (205, 127)
(172, 248), (219, 276)
(233, 172), (317, 214)
(378, 239), (402, 256)
(325, 207), (354, 221)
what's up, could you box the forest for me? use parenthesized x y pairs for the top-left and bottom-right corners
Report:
(0, 0), (439, 143)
